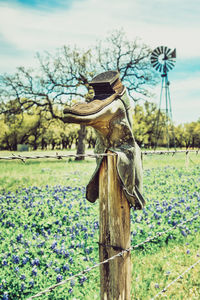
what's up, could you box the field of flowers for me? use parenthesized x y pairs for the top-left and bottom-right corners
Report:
(0, 154), (200, 299)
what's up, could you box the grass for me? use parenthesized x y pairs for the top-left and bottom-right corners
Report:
(0, 149), (199, 191)
(0, 149), (200, 299)
(132, 234), (200, 299)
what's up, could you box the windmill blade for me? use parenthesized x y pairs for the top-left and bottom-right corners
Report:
(164, 46), (169, 56)
(165, 63), (171, 73)
(155, 63), (162, 71)
(165, 47), (171, 56)
(151, 58), (159, 65)
(151, 45), (176, 74)
(159, 64), (163, 73)
(154, 47), (162, 56)
(153, 63), (159, 70)
(167, 61), (175, 69)
(166, 63), (173, 71)
(150, 54), (158, 61)
(170, 48), (176, 58)
(167, 60), (175, 67)
(152, 62), (159, 69)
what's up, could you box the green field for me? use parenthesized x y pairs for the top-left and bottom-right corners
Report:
(0, 150), (200, 299)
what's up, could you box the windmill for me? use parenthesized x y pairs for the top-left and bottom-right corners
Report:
(150, 46), (176, 149)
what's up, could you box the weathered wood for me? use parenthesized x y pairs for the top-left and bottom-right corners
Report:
(99, 152), (131, 300)
(185, 151), (189, 168)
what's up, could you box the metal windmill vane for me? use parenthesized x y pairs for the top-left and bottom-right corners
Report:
(150, 46), (176, 76)
(150, 46), (177, 149)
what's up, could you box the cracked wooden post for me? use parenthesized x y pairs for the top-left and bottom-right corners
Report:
(99, 151), (131, 300)
(63, 71), (145, 300)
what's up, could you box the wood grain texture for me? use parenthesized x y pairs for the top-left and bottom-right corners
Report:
(99, 152), (131, 300)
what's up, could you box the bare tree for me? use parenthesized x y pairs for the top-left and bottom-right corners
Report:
(95, 29), (157, 101)
(0, 29), (158, 156)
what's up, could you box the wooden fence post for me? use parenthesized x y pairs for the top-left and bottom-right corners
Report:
(185, 151), (189, 168)
(99, 152), (131, 300)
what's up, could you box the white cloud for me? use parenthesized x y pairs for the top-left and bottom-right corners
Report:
(0, 0), (199, 123)
(0, 0), (200, 57)
(150, 75), (200, 124)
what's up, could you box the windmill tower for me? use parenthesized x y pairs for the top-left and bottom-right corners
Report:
(150, 46), (176, 149)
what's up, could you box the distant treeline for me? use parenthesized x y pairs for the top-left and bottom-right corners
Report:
(0, 102), (199, 151)
(0, 30), (199, 152)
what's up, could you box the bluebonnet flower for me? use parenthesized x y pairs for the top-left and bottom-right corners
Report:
(56, 274), (63, 283)
(12, 255), (20, 264)
(20, 274), (26, 280)
(29, 280), (34, 287)
(68, 204), (73, 210)
(69, 257), (73, 264)
(2, 259), (8, 266)
(83, 257), (89, 261)
(54, 267), (61, 273)
(84, 233), (88, 240)
(70, 279), (75, 287)
(78, 276), (87, 285)
(21, 282), (25, 291)
(153, 213), (160, 220)
(62, 264), (69, 272)
(22, 256), (29, 265)
(167, 205), (173, 211)
(63, 215), (67, 221)
(64, 251), (70, 258)
(51, 241), (57, 249)
(32, 268), (37, 276)
(31, 258), (40, 266)
(2, 292), (9, 300)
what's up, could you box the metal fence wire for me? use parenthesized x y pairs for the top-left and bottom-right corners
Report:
(0, 149), (199, 161)
(27, 213), (199, 299)
(0, 150), (199, 299)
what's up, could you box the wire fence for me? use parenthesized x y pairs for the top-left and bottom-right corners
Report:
(1, 150), (199, 299)
(0, 149), (199, 161)
(27, 213), (199, 299)
(152, 256), (200, 299)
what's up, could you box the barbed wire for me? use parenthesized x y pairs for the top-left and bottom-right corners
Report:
(27, 212), (199, 299)
(0, 149), (198, 161)
(1, 148), (199, 299)
(0, 152), (116, 161)
(142, 149), (199, 155)
(152, 255), (200, 299)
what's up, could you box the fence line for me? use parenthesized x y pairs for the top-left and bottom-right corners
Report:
(0, 149), (199, 161)
(0, 152), (116, 161)
(27, 213), (199, 299)
(152, 255), (200, 299)
(1, 149), (199, 299)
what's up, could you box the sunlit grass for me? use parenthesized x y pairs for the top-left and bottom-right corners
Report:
(0, 149), (199, 299)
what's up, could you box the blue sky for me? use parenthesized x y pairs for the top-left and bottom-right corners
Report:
(0, 0), (200, 124)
